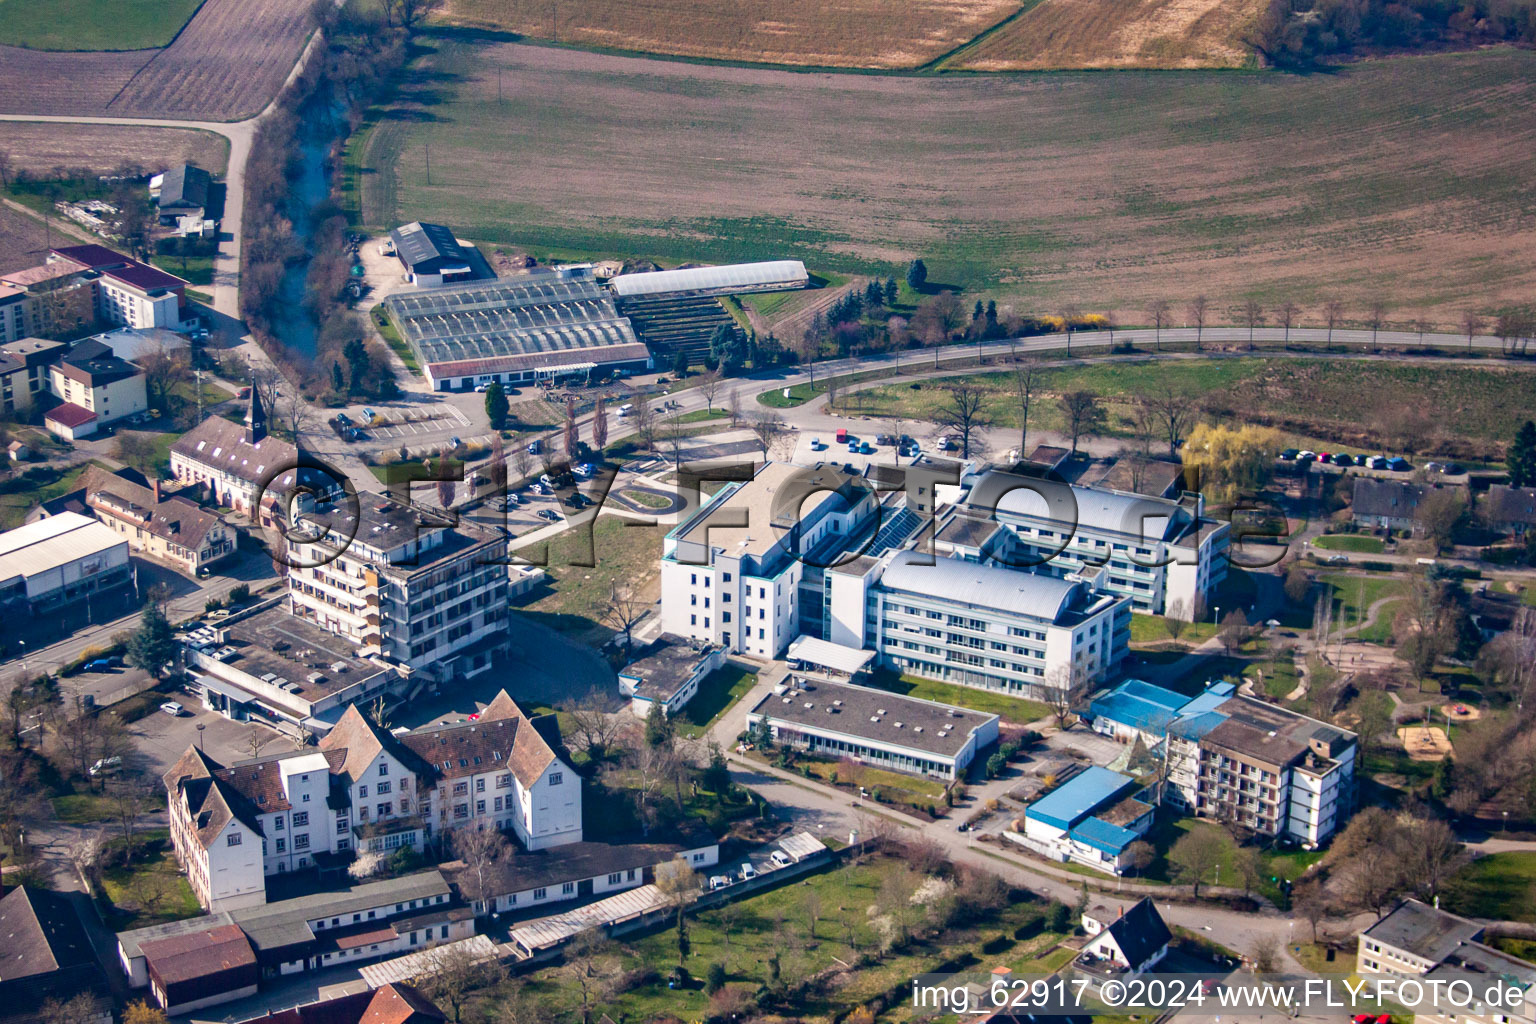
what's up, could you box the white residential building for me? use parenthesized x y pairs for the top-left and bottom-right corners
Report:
(44, 338), (147, 440)
(48, 244), (191, 330)
(163, 694), (580, 910)
(285, 494), (512, 681)
(963, 471), (1230, 619)
(660, 462), (879, 658)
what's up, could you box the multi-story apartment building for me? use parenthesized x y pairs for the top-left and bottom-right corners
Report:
(962, 471), (1230, 620)
(1357, 899), (1536, 1024)
(0, 260), (97, 339)
(824, 549), (1131, 700)
(285, 494), (511, 681)
(48, 245), (191, 330)
(0, 337), (64, 414)
(660, 462), (879, 658)
(163, 695), (580, 910)
(44, 338), (147, 440)
(1163, 691), (1356, 847)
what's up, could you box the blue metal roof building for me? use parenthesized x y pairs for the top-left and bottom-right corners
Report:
(1069, 817), (1143, 856)
(1088, 680), (1189, 737)
(1026, 766), (1137, 831)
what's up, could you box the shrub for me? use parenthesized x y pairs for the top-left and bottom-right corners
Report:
(706, 962), (727, 995)
(205, 597), (223, 613)
(229, 584), (251, 605)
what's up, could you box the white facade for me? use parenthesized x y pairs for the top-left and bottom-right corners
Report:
(661, 463), (878, 658)
(48, 362), (147, 429)
(968, 472), (1229, 619)
(98, 276), (181, 329)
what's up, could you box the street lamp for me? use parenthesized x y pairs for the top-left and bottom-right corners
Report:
(196, 723), (206, 750)
(1503, 810), (1509, 833)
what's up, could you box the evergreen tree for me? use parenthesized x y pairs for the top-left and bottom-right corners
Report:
(985, 299), (998, 326)
(865, 280), (883, 307)
(973, 300), (984, 321)
(128, 601), (176, 679)
(672, 350), (689, 377)
(709, 324), (748, 374)
(483, 382), (509, 431)
(342, 337), (369, 395)
(676, 905), (690, 965)
(645, 707), (675, 747)
(1509, 419), (1536, 488)
(905, 258), (927, 290)
(331, 361), (344, 393)
(884, 277), (898, 305)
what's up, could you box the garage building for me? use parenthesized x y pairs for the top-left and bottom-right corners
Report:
(0, 511), (132, 618)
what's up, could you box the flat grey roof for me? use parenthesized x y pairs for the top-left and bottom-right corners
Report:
(878, 549), (1086, 624)
(618, 638), (716, 702)
(1364, 900), (1484, 962)
(749, 677), (995, 760)
(231, 870), (452, 951)
(200, 603), (397, 703)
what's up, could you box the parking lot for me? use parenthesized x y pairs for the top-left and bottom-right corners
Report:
(127, 698), (285, 777)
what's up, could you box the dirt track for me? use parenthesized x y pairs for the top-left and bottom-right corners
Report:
(0, 0), (315, 120)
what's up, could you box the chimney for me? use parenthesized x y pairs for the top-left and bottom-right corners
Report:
(153, 479), (161, 504)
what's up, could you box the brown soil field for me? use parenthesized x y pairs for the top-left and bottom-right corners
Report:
(0, 202), (50, 275)
(952, 0), (1267, 69)
(0, 123), (230, 175)
(443, 0), (1022, 68)
(358, 42), (1536, 322)
(0, 0), (315, 120)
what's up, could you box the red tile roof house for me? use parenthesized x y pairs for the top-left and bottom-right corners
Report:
(139, 923), (258, 1015)
(230, 982), (446, 1024)
(44, 337), (148, 440)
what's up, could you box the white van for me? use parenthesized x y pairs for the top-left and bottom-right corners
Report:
(617, 403), (634, 418)
(770, 850), (793, 868)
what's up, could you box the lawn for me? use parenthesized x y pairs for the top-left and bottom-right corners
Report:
(371, 303), (421, 376)
(0, 461), (104, 530)
(98, 831), (203, 930)
(1141, 815), (1322, 905)
(1444, 853), (1536, 924)
(513, 855), (1070, 1024)
(149, 252), (215, 287)
(866, 670), (1051, 724)
(676, 665), (758, 738)
(51, 793), (158, 825)
(0, 0), (204, 50)
(356, 43), (1536, 325)
(517, 515), (664, 645)
(1313, 534), (1386, 554)
(797, 755), (947, 808)
(620, 489), (672, 509)
(1319, 573), (1409, 644)
(1129, 614), (1218, 647)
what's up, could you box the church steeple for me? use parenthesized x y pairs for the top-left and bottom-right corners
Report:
(244, 383), (268, 445)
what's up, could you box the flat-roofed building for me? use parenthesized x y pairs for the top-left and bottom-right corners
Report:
(1357, 899), (1536, 1024)
(0, 337), (64, 414)
(962, 470), (1229, 620)
(45, 337), (147, 439)
(1013, 766), (1155, 874)
(617, 636), (727, 719)
(49, 244), (191, 330)
(608, 260), (809, 299)
(286, 495), (511, 681)
(385, 266), (650, 391)
(0, 511), (132, 619)
(660, 462), (880, 659)
(745, 676), (999, 780)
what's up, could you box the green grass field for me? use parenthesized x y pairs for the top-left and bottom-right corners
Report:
(99, 831), (203, 930)
(517, 516), (663, 644)
(1445, 853), (1536, 923)
(1313, 534), (1386, 554)
(1129, 614), (1218, 646)
(0, 461), (101, 530)
(353, 42), (1536, 321)
(676, 665), (757, 738)
(848, 358), (1536, 447)
(0, 0), (204, 50)
(514, 855), (1069, 1023)
(1319, 573), (1409, 643)
(866, 670), (1051, 724)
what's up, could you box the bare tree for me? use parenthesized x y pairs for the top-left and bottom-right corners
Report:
(631, 398), (659, 452)
(412, 940), (506, 1023)
(67, 829), (106, 889)
(1148, 299), (1171, 352)
(0, 149), (12, 187)
(697, 368), (724, 412)
(1219, 608), (1251, 655)
(244, 724), (272, 761)
(1241, 299), (1264, 347)
(1044, 663), (1089, 727)
(936, 384), (989, 459)
(1368, 300), (1387, 344)
(1164, 598), (1189, 643)
(1250, 935), (1281, 974)
(591, 397), (608, 453)
(1461, 310), (1484, 353)
(511, 444), (534, 486)
(561, 694), (624, 762)
(603, 582), (647, 652)
(1058, 390), (1104, 455)
(725, 387), (742, 428)
(1275, 300), (1300, 343)
(452, 824), (513, 913)
(747, 409), (787, 461)
(108, 777), (152, 865)
(561, 928), (619, 1024)
(1294, 880), (1327, 943)
(663, 411), (687, 470)
(1010, 355), (1037, 454)
(1323, 299), (1345, 345)
(1188, 295), (1209, 349)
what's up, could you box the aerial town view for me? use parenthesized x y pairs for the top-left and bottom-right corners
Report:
(1, 0), (1535, 1022)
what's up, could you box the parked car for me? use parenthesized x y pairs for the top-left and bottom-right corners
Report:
(1325, 554), (1350, 565)
(858, 442), (874, 455)
(809, 438), (826, 451)
(738, 862), (757, 881)
(709, 875), (731, 890)
(1332, 453), (1354, 467)
(876, 434), (896, 445)
(1297, 449), (1317, 460)
(539, 474), (555, 488)
(474, 383), (492, 392)
(336, 413), (352, 426)
(1368, 456), (1388, 470)
(89, 756), (123, 777)
(847, 441), (859, 453)
(160, 702), (186, 717)
(83, 658), (112, 672)
(769, 850), (793, 868)
(527, 439), (543, 454)
(1280, 448), (1299, 460)
(1388, 457), (1412, 471)
(537, 509), (561, 522)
